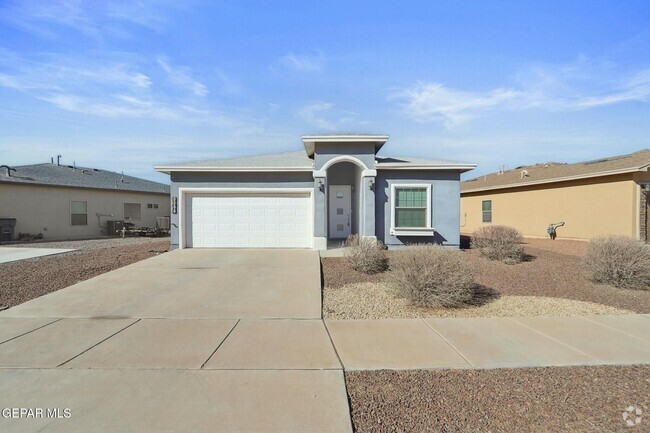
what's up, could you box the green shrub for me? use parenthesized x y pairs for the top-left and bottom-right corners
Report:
(387, 244), (475, 308)
(583, 236), (650, 290)
(344, 234), (388, 274)
(471, 225), (525, 264)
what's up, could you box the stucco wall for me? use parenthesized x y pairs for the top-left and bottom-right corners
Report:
(169, 171), (315, 249)
(0, 183), (170, 240)
(460, 174), (639, 240)
(376, 170), (462, 248)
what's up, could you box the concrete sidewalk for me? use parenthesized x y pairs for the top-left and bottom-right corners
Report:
(0, 247), (75, 264)
(325, 315), (650, 370)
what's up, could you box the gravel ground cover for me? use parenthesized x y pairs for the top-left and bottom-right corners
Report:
(346, 366), (650, 433)
(324, 282), (629, 319)
(322, 241), (650, 318)
(0, 239), (169, 309)
(4, 236), (166, 251)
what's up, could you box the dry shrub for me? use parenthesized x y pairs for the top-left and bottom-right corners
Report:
(387, 244), (476, 308)
(344, 234), (388, 274)
(471, 225), (525, 264)
(583, 236), (650, 290)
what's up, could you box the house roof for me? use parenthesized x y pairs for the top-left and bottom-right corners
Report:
(375, 155), (476, 172)
(155, 151), (314, 173)
(462, 149), (650, 194)
(302, 134), (389, 157)
(0, 163), (170, 194)
(155, 151), (476, 173)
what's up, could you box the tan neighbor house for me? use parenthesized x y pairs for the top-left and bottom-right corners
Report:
(0, 162), (170, 241)
(460, 149), (650, 242)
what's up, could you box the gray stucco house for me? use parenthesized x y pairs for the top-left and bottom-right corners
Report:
(155, 134), (475, 250)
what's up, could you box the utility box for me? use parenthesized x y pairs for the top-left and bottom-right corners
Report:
(106, 220), (124, 236)
(0, 218), (17, 242)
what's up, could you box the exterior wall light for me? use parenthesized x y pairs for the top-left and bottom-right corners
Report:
(318, 179), (325, 193)
(368, 178), (375, 190)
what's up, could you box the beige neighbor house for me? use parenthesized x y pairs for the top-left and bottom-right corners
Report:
(460, 149), (650, 242)
(0, 162), (170, 241)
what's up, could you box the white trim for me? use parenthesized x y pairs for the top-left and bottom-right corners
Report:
(319, 155), (371, 171)
(155, 166), (312, 174)
(178, 187), (314, 249)
(313, 237), (327, 250)
(462, 167), (648, 194)
(389, 183), (434, 236)
(635, 183), (642, 241)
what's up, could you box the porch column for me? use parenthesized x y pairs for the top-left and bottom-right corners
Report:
(361, 174), (376, 238)
(313, 175), (328, 250)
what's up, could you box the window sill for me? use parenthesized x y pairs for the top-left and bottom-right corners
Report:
(390, 227), (435, 236)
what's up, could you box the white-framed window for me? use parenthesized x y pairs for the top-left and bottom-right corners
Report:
(482, 200), (492, 223)
(147, 203), (159, 209)
(124, 203), (142, 220)
(390, 184), (434, 236)
(70, 200), (88, 226)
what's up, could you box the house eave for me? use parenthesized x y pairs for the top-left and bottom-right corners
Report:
(461, 166), (646, 194)
(301, 134), (389, 157)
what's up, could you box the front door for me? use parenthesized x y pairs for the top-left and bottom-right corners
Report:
(328, 185), (352, 239)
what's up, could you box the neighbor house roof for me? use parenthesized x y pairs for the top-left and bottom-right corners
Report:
(0, 163), (170, 194)
(155, 151), (476, 173)
(462, 149), (650, 194)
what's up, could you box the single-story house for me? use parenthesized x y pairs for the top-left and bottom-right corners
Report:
(155, 134), (476, 250)
(0, 162), (170, 241)
(460, 149), (650, 241)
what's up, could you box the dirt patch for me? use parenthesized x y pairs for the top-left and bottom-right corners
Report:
(522, 237), (588, 256)
(322, 243), (650, 314)
(321, 257), (385, 289)
(0, 239), (169, 309)
(468, 247), (650, 313)
(346, 366), (650, 433)
(324, 282), (630, 319)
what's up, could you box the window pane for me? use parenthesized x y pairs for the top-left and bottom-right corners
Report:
(71, 213), (87, 226)
(124, 203), (142, 220)
(396, 208), (426, 228)
(71, 201), (87, 213)
(396, 188), (426, 207)
(482, 200), (492, 211)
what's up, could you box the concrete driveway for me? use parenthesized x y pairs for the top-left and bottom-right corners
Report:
(0, 249), (322, 319)
(0, 249), (352, 433)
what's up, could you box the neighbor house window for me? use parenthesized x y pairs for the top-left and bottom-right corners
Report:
(70, 201), (87, 226)
(147, 203), (159, 209)
(124, 203), (142, 220)
(482, 200), (492, 223)
(389, 184), (434, 236)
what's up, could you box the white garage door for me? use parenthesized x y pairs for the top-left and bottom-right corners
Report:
(186, 193), (311, 248)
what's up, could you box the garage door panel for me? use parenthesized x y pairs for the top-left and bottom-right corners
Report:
(187, 193), (311, 248)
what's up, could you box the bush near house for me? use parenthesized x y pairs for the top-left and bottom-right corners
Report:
(344, 234), (388, 274)
(583, 236), (650, 290)
(471, 225), (525, 264)
(387, 244), (475, 308)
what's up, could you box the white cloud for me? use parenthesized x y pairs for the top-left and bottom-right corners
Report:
(0, 0), (184, 38)
(393, 60), (650, 128)
(157, 57), (208, 97)
(392, 83), (520, 127)
(280, 52), (325, 72)
(297, 101), (364, 131)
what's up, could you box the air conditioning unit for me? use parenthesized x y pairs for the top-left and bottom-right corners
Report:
(106, 220), (124, 236)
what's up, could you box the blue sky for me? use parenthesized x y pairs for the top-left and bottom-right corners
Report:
(1, 0), (650, 183)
